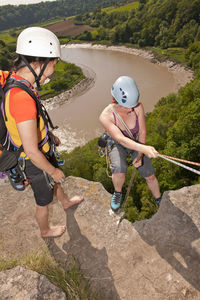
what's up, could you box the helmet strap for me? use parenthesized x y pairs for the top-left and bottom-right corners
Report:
(20, 55), (50, 91)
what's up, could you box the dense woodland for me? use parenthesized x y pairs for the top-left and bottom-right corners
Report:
(75, 0), (200, 49)
(0, 0), (124, 31)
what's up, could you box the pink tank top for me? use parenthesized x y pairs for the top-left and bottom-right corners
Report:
(113, 110), (139, 138)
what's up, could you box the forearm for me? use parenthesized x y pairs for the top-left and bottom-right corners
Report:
(118, 136), (148, 153)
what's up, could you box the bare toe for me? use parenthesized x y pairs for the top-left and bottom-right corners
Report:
(41, 225), (66, 238)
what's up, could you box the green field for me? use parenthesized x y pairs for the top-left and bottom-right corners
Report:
(150, 47), (186, 63)
(0, 29), (19, 44)
(102, 1), (139, 13)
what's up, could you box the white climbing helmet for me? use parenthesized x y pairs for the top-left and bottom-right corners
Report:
(16, 27), (61, 58)
(111, 76), (140, 108)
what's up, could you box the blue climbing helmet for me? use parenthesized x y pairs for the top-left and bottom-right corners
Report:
(111, 76), (140, 108)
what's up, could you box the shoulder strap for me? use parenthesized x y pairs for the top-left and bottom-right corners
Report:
(3, 79), (57, 130)
(111, 107), (135, 140)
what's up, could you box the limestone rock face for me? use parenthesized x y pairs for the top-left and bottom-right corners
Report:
(0, 176), (199, 300)
(0, 266), (66, 300)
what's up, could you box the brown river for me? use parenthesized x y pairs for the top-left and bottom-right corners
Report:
(49, 46), (178, 150)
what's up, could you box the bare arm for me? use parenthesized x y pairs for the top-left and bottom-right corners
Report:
(137, 103), (146, 144)
(131, 103), (147, 166)
(99, 108), (158, 158)
(17, 120), (65, 183)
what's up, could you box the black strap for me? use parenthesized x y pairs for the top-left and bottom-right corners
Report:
(3, 78), (57, 130)
(20, 55), (50, 91)
(2, 79), (58, 156)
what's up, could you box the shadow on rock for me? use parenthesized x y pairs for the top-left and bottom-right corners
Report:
(45, 204), (120, 300)
(134, 194), (200, 292)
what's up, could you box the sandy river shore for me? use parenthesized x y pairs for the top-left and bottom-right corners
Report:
(44, 43), (194, 153)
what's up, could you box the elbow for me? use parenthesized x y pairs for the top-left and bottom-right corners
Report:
(99, 115), (104, 125)
(116, 135), (127, 146)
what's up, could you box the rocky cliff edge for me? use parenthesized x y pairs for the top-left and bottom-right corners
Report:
(0, 176), (199, 300)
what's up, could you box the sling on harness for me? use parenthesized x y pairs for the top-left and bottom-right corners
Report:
(0, 72), (58, 190)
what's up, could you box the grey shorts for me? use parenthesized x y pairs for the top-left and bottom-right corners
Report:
(109, 142), (154, 178)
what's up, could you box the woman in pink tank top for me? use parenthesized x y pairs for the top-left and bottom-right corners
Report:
(99, 76), (161, 212)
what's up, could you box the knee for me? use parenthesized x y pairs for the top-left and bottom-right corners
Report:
(112, 173), (126, 179)
(145, 174), (156, 183)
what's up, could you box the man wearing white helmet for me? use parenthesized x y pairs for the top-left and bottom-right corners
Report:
(4, 27), (83, 237)
(99, 76), (161, 212)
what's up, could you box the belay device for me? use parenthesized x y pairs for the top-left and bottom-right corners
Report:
(98, 132), (115, 157)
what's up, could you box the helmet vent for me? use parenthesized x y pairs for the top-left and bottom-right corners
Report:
(119, 88), (127, 103)
(16, 27), (61, 58)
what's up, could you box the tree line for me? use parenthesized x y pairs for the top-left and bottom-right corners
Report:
(75, 0), (200, 49)
(0, 0), (124, 31)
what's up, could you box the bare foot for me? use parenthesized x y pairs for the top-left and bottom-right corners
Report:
(41, 225), (66, 238)
(63, 195), (84, 210)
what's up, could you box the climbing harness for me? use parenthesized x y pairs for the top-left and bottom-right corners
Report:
(0, 75), (60, 190)
(98, 132), (115, 178)
(98, 132), (115, 157)
(48, 132), (65, 167)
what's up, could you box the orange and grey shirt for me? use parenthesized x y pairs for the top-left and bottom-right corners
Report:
(4, 72), (50, 158)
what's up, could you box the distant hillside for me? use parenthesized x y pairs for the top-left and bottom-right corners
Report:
(0, 0), (124, 31)
(75, 0), (200, 49)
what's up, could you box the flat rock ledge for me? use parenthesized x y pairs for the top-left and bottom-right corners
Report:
(0, 177), (199, 300)
(0, 266), (66, 300)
